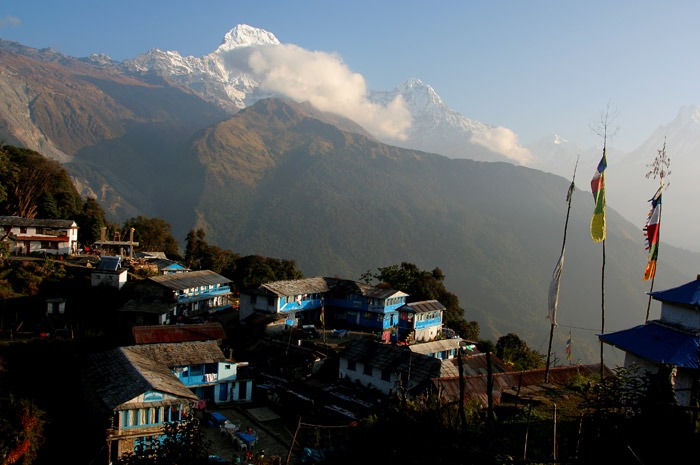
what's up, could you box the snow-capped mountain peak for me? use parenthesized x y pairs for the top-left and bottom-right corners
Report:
(216, 24), (280, 53)
(553, 134), (567, 145)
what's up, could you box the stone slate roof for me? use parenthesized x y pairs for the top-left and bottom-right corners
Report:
(252, 276), (406, 301)
(131, 322), (226, 344)
(83, 346), (198, 410)
(125, 340), (226, 367)
(356, 283), (408, 300)
(149, 269), (231, 290)
(0, 216), (77, 228)
(340, 338), (442, 392)
(259, 276), (331, 296)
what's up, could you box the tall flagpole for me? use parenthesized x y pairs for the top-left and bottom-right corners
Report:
(545, 156), (578, 383)
(643, 138), (670, 322)
(592, 105), (616, 382)
(590, 143), (609, 382)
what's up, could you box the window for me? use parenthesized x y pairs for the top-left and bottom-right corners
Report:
(381, 369), (391, 381)
(190, 365), (204, 376)
(251, 295), (257, 304)
(347, 360), (356, 371)
(363, 363), (372, 376)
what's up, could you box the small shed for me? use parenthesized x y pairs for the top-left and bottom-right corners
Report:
(91, 255), (128, 289)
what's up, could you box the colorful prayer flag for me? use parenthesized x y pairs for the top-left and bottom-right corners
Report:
(565, 332), (572, 361)
(643, 186), (662, 280)
(590, 152), (607, 242)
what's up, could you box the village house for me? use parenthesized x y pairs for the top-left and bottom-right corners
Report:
(599, 275), (700, 407)
(0, 216), (78, 255)
(238, 276), (412, 340)
(397, 300), (446, 342)
(337, 338), (443, 396)
(82, 339), (253, 464)
(91, 255), (129, 289)
(132, 251), (191, 275)
(118, 269), (234, 325)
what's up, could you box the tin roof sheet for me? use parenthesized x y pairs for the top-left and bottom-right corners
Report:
(599, 321), (700, 369)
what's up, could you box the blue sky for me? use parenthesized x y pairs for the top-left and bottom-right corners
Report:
(1, 0), (698, 152)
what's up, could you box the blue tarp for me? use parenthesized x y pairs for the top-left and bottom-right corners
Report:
(598, 321), (700, 369)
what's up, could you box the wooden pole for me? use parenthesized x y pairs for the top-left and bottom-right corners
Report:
(600, 239), (606, 382)
(285, 417), (302, 465)
(552, 403), (558, 462)
(545, 157), (577, 383)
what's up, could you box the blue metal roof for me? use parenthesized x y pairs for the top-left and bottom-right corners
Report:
(648, 277), (700, 306)
(598, 321), (699, 369)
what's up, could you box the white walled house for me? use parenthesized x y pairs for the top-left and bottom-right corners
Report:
(599, 275), (700, 407)
(0, 216), (78, 255)
(338, 338), (442, 396)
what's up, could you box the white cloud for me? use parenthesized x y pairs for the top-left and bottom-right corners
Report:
(470, 126), (534, 164)
(0, 16), (20, 28)
(222, 44), (412, 140)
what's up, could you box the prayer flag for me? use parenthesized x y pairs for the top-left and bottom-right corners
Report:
(590, 153), (607, 242)
(565, 332), (572, 361)
(548, 177), (576, 325)
(547, 251), (565, 326)
(643, 187), (662, 280)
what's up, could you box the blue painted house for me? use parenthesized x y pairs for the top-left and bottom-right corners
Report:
(325, 280), (408, 341)
(238, 277), (408, 338)
(599, 275), (700, 407)
(238, 276), (330, 326)
(120, 270), (234, 325)
(397, 300), (445, 342)
(83, 340), (253, 463)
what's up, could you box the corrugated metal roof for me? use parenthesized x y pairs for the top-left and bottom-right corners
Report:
(0, 216), (77, 228)
(599, 321), (700, 369)
(125, 340), (226, 367)
(434, 364), (612, 406)
(149, 269), (231, 290)
(132, 323), (226, 344)
(409, 338), (462, 355)
(402, 300), (446, 314)
(649, 277), (700, 306)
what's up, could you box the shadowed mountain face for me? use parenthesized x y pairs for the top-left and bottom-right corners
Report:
(189, 98), (697, 365)
(0, 41), (697, 365)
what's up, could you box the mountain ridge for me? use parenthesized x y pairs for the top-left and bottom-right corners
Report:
(0, 35), (698, 367)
